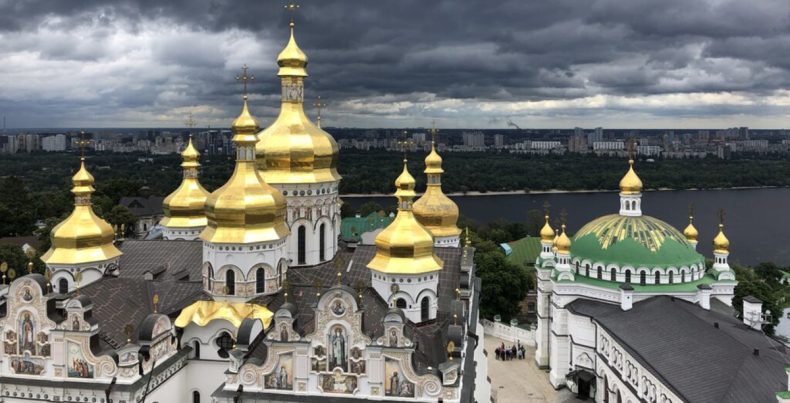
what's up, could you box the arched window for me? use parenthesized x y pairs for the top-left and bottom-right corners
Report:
(193, 391), (200, 403)
(640, 271), (646, 286)
(597, 268), (602, 279)
(256, 267), (265, 294)
(585, 265), (590, 277)
(207, 265), (214, 291)
(603, 375), (609, 403)
(297, 225), (306, 265)
(193, 340), (200, 359)
(655, 272), (660, 285)
(625, 270), (631, 283)
(669, 271), (674, 284)
(58, 278), (69, 294)
(215, 332), (234, 359)
(610, 268), (616, 282)
(225, 270), (235, 295)
(395, 298), (407, 309)
(617, 390), (622, 403)
(421, 297), (430, 322)
(681, 271), (686, 282)
(319, 223), (326, 262)
(278, 261), (285, 288)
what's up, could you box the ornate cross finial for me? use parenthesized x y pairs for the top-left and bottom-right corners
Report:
(447, 341), (456, 360)
(236, 64), (255, 98)
(283, 278), (290, 302)
(153, 293), (160, 313)
(313, 96), (327, 128)
(430, 120), (438, 145)
(719, 208), (725, 226)
(560, 208), (568, 226)
(74, 271), (82, 296)
(124, 324), (134, 343)
(44, 269), (52, 293)
(688, 202), (695, 219)
(397, 133), (411, 160)
(284, 3), (300, 24)
(314, 279), (323, 298)
(185, 112), (197, 130)
(76, 130), (90, 158)
(627, 138), (636, 160)
(542, 200), (551, 216)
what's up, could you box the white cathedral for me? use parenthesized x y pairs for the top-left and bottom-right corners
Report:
(0, 17), (488, 403)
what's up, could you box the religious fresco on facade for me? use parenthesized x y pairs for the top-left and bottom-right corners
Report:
(279, 323), (289, 341)
(67, 342), (94, 378)
(71, 314), (81, 331)
(21, 287), (33, 302)
(311, 345), (327, 372)
(349, 347), (365, 374)
(385, 358), (414, 397)
(5, 329), (17, 354)
(331, 299), (346, 316)
(388, 328), (398, 347)
(11, 355), (45, 375)
(328, 325), (347, 371)
(18, 312), (36, 355)
(264, 353), (293, 390)
(37, 332), (50, 357)
(319, 372), (358, 394)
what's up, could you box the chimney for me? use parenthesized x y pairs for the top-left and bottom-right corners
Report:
(697, 284), (712, 310)
(619, 283), (634, 311)
(742, 295), (763, 330)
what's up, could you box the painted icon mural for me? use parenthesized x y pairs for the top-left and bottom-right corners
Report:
(11, 355), (45, 375)
(312, 345), (326, 372)
(319, 372), (358, 394)
(18, 312), (36, 355)
(4, 329), (17, 355)
(385, 358), (414, 397)
(331, 299), (346, 316)
(328, 326), (347, 371)
(67, 342), (94, 378)
(37, 332), (50, 357)
(265, 353), (293, 390)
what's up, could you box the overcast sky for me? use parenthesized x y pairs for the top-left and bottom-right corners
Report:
(2, 0), (790, 129)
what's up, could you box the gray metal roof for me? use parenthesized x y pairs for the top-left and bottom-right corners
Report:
(568, 296), (790, 403)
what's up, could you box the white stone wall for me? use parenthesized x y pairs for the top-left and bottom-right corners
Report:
(481, 319), (535, 346)
(163, 226), (202, 241)
(371, 271), (439, 323)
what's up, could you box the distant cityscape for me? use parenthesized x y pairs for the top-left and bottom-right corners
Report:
(2, 125), (790, 159)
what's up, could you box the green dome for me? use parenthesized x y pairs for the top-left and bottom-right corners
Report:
(571, 214), (704, 269)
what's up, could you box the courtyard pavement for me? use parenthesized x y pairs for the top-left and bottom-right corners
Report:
(484, 335), (586, 403)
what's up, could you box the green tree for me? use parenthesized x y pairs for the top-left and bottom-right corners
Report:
(525, 209), (544, 237)
(473, 238), (530, 321)
(0, 176), (36, 236)
(357, 201), (385, 217)
(104, 205), (138, 238)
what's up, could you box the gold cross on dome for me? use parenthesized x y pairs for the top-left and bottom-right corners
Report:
(185, 112), (197, 129)
(236, 64), (255, 98)
(76, 130), (90, 158)
(285, 3), (300, 23)
(718, 208), (725, 225)
(314, 96), (327, 127)
(430, 120), (438, 144)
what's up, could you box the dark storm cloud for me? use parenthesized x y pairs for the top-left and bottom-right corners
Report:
(2, 0), (790, 128)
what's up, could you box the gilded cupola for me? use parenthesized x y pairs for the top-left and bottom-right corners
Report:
(413, 140), (461, 239)
(41, 158), (122, 265)
(255, 19), (341, 185)
(160, 137), (210, 229)
(368, 160), (443, 274)
(619, 159), (643, 194)
(555, 225), (572, 254)
(200, 93), (289, 244)
(540, 215), (555, 242)
(713, 223), (730, 254)
(683, 215), (699, 244)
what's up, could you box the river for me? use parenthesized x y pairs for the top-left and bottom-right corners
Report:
(342, 187), (790, 267)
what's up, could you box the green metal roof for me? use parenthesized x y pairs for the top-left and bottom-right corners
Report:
(340, 212), (394, 242)
(506, 236), (541, 268)
(571, 214), (704, 268)
(572, 272), (724, 292)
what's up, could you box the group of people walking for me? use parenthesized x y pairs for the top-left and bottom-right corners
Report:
(494, 341), (525, 361)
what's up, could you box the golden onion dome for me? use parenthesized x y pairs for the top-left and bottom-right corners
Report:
(540, 215), (555, 242)
(277, 22), (308, 77)
(200, 96), (289, 244)
(41, 158), (121, 265)
(255, 21), (340, 185)
(683, 215), (699, 243)
(555, 224), (572, 254)
(619, 159), (643, 195)
(713, 223), (730, 253)
(161, 138), (210, 228)
(368, 160), (443, 275)
(413, 143), (461, 238)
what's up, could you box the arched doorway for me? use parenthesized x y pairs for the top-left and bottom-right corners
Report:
(297, 225), (306, 264)
(256, 267), (265, 294)
(193, 390), (200, 403)
(319, 223), (326, 262)
(59, 278), (69, 294)
(421, 297), (430, 322)
(225, 270), (235, 295)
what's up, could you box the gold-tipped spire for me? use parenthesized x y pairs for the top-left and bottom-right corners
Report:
(161, 136), (210, 229)
(540, 215), (555, 242)
(368, 160), (443, 274)
(414, 123), (461, 240)
(555, 224), (571, 254)
(713, 211), (729, 253)
(200, 66), (289, 244)
(313, 96), (326, 128)
(619, 159), (643, 195)
(255, 9), (340, 185)
(41, 158), (121, 266)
